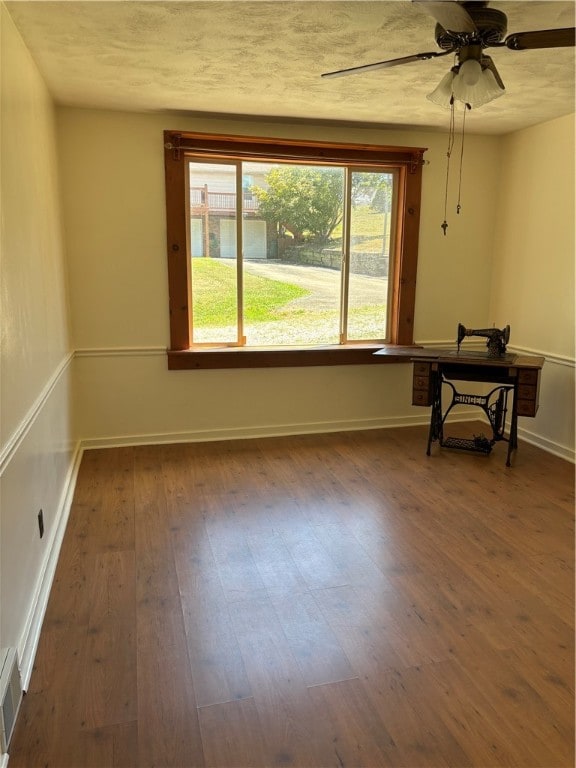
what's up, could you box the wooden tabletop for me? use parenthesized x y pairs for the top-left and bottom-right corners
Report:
(374, 346), (545, 369)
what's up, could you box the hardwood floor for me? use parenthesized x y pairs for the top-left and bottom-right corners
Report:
(9, 425), (575, 767)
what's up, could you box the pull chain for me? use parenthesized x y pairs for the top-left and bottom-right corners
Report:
(456, 102), (471, 214)
(441, 96), (456, 236)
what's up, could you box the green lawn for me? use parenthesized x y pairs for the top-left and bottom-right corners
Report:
(191, 257), (387, 345)
(191, 258), (309, 327)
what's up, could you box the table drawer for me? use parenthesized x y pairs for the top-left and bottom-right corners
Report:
(414, 362), (431, 376)
(517, 398), (538, 417)
(413, 376), (430, 391)
(518, 368), (539, 385)
(412, 389), (431, 406)
(412, 361), (432, 406)
(516, 367), (541, 418)
(517, 384), (536, 401)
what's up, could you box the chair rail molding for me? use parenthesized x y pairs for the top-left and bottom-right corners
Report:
(0, 352), (74, 478)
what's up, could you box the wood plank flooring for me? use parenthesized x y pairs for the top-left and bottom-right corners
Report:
(9, 425), (575, 767)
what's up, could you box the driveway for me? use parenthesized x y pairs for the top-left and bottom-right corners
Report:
(242, 259), (388, 309)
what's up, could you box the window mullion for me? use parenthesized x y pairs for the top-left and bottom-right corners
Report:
(387, 168), (401, 342)
(339, 168), (353, 344)
(235, 160), (245, 345)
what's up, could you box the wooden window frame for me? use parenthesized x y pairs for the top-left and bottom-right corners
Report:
(164, 130), (426, 370)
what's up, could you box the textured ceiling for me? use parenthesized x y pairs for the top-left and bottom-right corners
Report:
(5, 0), (576, 135)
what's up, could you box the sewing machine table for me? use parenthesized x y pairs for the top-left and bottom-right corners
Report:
(374, 348), (545, 466)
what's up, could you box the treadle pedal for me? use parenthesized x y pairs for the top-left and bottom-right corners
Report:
(442, 436), (493, 454)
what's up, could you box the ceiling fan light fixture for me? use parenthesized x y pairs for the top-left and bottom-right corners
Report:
(459, 58), (482, 85)
(428, 63), (505, 109)
(453, 65), (505, 107)
(426, 69), (457, 108)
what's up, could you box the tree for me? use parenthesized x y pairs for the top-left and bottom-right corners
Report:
(252, 166), (344, 244)
(352, 171), (393, 213)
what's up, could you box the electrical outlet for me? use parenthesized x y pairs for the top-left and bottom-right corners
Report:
(38, 509), (44, 539)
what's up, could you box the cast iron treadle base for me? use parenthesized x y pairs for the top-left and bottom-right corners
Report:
(442, 436), (493, 454)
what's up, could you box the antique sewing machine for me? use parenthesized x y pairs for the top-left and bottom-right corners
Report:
(375, 322), (544, 464)
(404, 323), (542, 465)
(457, 322), (511, 358)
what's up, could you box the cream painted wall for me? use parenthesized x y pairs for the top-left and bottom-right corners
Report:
(74, 353), (420, 446)
(0, 5), (75, 681)
(490, 114), (575, 457)
(58, 108), (502, 445)
(491, 114), (574, 357)
(0, 7), (70, 443)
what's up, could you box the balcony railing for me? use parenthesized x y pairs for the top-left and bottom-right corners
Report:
(190, 186), (259, 213)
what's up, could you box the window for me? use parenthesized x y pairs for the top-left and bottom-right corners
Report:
(164, 131), (426, 369)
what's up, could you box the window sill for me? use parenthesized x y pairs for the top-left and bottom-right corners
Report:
(167, 345), (422, 370)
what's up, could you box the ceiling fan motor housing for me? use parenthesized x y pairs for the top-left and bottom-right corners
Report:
(435, 7), (508, 50)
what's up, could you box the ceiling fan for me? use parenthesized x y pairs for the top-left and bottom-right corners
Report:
(321, 1), (575, 106)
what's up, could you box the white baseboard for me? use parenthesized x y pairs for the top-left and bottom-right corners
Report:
(518, 425), (575, 463)
(79, 412), (487, 450)
(17, 442), (84, 691)
(79, 415), (419, 448)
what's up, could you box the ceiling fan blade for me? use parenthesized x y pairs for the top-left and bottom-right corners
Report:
(413, 0), (477, 33)
(481, 55), (505, 90)
(321, 49), (454, 79)
(505, 27), (575, 50)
